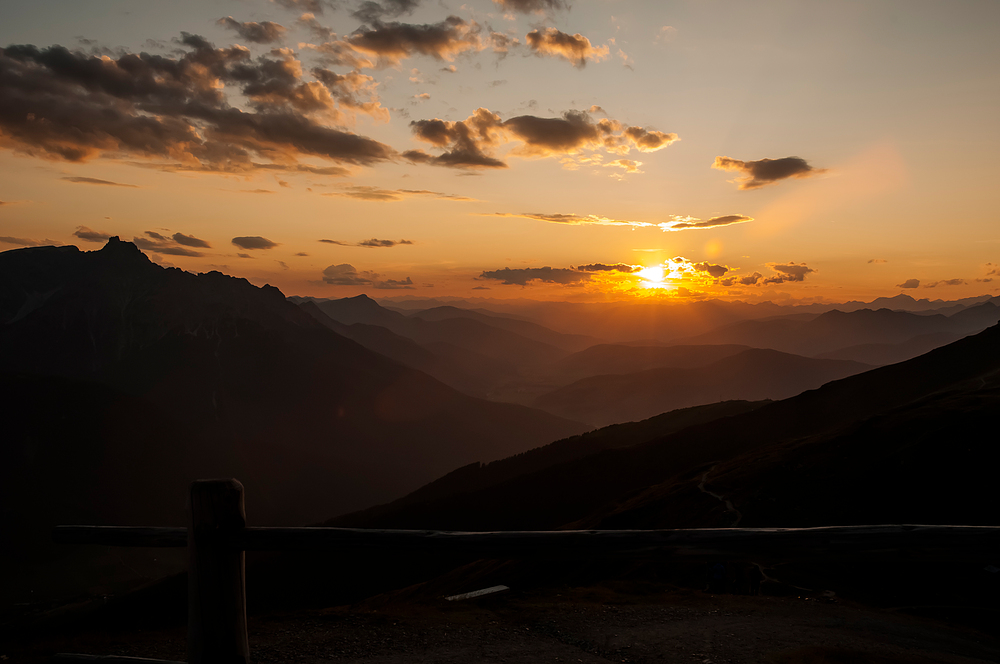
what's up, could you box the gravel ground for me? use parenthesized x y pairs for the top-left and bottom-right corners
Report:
(6, 587), (998, 663)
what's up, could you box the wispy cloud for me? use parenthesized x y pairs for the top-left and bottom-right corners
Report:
(61, 176), (138, 187)
(322, 185), (475, 201)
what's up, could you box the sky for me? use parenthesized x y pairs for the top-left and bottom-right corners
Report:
(1, 0), (998, 303)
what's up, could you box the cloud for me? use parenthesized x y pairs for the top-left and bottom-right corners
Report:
(270, 0), (333, 14)
(663, 214), (753, 231)
(763, 262), (815, 284)
(897, 279), (920, 289)
(985, 263), (999, 276)
(322, 263), (379, 285)
(575, 263), (640, 273)
(232, 236), (279, 250)
(719, 272), (763, 287)
(407, 107), (678, 170)
(61, 176), (137, 187)
(133, 230), (204, 257)
(0, 39), (395, 173)
(358, 238), (414, 247)
(374, 276), (414, 289)
(868, 258), (888, 264)
(622, 126), (678, 152)
(0, 236), (59, 247)
(320, 237), (415, 247)
(492, 0), (567, 13)
(924, 278), (966, 288)
(295, 252), (309, 256)
(173, 232), (210, 248)
(694, 261), (728, 278)
(340, 16), (485, 66)
(525, 28), (609, 68)
(712, 156), (826, 190)
(487, 211), (750, 233)
(297, 13), (334, 40)
(217, 17), (287, 44)
(73, 225), (111, 242)
(323, 185), (475, 201)
(654, 26), (677, 43)
(478, 266), (590, 286)
(486, 211), (651, 227)
(605, 158), (642, 175)
(352, 0), (420, 24)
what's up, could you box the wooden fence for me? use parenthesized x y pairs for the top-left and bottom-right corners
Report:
(52, 479), (1000, 664)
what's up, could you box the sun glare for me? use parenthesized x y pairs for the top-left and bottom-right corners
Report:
(637, 265), (666, 288)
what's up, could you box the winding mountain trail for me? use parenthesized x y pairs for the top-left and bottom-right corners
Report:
(697, 466), (743, 527)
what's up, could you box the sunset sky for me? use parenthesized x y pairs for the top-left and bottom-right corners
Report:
(1, 0), (998, 302)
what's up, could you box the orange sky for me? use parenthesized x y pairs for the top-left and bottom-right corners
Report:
(1, 0), (998, 303)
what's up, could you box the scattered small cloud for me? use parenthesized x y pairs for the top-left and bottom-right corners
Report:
(487, 211), (751, 232)
(0, 236), (60, 247)
(73, 225), (111, 242)
(763, 262), (815, 284)
(173, 232), (211, 248)
(322, 263), (379, 285)
(323, 185), (475, 201)
(216, 17), (287, 44)
(406, 107), (678, 170)
(868, 258), (888, 264)
(924, 278), (966, 288)
(294, 251), (309, 256)
(719, 272), (763, 287)
(712, 156), (826, 190)
(232, 236), (279, 250)
(374, 276), (415, 289)
(654, 26), (677, 43)
(897, 279), (920, 289)
(492, 0), (567, 14)
(270, 0), (333, 14)
(61, 176), (137, 187)
(694, 261), (729, 278)
(525, 28), (610, 68)
(663, 214), (753, 231)
(478, 266), (591, 286)
(133, 230), (204, 256)
(358, 238), (414, 248)
(575, 263), (640, 273)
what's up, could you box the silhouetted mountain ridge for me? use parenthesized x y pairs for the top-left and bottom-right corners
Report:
(0, 240), (585, 535)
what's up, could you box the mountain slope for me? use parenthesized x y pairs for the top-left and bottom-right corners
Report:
(534, 348), (872, 427)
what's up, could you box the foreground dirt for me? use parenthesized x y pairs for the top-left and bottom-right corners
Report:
(5, 585), (999, 664)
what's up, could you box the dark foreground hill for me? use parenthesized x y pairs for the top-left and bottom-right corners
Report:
(0, 240), (584, 538)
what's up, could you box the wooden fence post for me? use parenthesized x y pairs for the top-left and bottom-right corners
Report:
(188, 479), (250, 664)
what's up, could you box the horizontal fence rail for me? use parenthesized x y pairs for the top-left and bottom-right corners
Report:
(53, 523), (1000, 562)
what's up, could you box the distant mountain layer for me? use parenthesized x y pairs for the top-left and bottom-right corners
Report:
(328, 322), (1000, 531)
(534, 348), (872, 427)
(675, 305), (1000, 356)
(0, 240), (585, 533)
